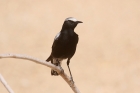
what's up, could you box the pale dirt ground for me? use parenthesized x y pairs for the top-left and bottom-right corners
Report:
(0, 0), (140, 93)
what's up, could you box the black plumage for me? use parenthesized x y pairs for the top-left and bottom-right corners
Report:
(46, 17), (82, 80)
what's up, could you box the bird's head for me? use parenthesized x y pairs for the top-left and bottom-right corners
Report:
(62, 17), (83, 30)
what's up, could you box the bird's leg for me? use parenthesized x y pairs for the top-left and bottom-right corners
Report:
(67, 58), (74, 83)
(56, 59), (64, 74)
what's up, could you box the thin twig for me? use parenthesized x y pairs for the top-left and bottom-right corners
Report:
(0, 53), (80, 93)
(0, 74), (14, 93)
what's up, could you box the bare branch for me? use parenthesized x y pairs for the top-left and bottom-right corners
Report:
(0, 53), (80, 93)
(0, 74), (15, 93)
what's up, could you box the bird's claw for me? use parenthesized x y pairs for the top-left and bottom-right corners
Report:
(69, 77), (74, 86)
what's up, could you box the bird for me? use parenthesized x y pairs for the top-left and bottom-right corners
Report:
(46, 17), (82, 81)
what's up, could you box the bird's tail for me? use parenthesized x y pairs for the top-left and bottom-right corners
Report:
(46, 55), (52, 62)
(46, 56), (62, 76)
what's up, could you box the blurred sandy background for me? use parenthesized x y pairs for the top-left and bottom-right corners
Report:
(0, 0), (140, 93)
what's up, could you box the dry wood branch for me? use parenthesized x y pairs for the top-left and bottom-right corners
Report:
(0, 74), (14, 93)
(0, 53), (80, 93)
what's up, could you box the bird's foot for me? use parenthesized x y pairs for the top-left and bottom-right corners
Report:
(69, 77), (74, 86)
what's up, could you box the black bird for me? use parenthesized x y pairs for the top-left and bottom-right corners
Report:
(46, 17), (82, 81)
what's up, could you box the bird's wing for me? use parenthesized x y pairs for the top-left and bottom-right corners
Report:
(51, 32), (61, 50)
(54, 32), (61, 40)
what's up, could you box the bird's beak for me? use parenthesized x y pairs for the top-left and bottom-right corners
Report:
(76, 21), (83, 23)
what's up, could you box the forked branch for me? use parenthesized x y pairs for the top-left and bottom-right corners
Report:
(0, 53), (80, 93)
